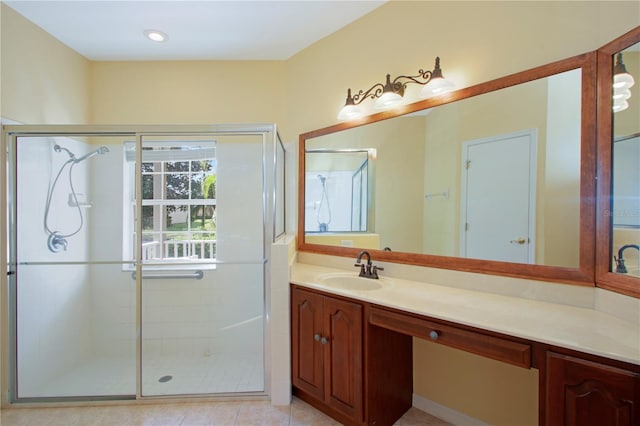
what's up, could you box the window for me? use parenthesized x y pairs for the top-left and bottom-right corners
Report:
(124, 141), (217, 264)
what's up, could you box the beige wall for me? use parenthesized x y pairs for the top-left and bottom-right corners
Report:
(414, 339), (539, 426)
(0, 5), (90, 124)
(89, 60), (286, 125)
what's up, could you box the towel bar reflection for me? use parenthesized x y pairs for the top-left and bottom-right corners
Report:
(425, 189), (450, 199)
(131, 270), (204, 280)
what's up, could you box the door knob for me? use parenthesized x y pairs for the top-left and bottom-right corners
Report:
(510, 237), (528, 245)
(314, 334), (321, 341)
(321, 337), (328, 345)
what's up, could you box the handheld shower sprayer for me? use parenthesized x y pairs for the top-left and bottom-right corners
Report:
(53, 144), (110, 164)
(53, 144), (76, 160)
(73, 146), (110, 163)
(45, 144), (110, 253)
(316, 174), (331, 232)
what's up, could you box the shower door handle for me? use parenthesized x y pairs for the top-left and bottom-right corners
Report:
(131, 270), (204, 280)
(7, 271), (15, 276)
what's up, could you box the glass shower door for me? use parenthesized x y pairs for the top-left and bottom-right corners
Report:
(12, 134), (137, 399)
(139, 134), (265, 396)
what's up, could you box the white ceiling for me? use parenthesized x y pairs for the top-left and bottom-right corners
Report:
(4, 0), (386, 61)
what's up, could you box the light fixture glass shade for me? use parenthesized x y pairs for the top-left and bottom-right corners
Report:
(374, 91), (403, 110)
(337, 104), (363, 121)
(613, 99), (629, 113)
(613, 72), (635, 90)
(612, 88), (632, 101)
(420, 77), (455, 98)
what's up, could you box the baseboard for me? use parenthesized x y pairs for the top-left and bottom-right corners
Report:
(412, 394), (490, 426)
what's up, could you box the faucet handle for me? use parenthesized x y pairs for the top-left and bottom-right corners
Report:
(354, 263), (366, 277)
(371, 265), (384, 279)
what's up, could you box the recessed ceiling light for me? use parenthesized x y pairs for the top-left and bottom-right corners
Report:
(144, 29), (168, 43)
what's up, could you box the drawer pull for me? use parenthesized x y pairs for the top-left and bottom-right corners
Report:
(321, 337), (328, 345)
(429, 330), (439, 341)
(314, 333), (321, 341)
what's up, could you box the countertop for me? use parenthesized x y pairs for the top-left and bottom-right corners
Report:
(291, 262), (640, 366)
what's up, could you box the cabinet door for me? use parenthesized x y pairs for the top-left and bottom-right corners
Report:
(546, 352), (640, 426)
(291, 288), (325, 401)
(323, 296), (363, 422)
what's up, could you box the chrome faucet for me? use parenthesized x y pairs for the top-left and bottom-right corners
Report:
(614, 244), (640, 273)
(354, 250), (383, 279)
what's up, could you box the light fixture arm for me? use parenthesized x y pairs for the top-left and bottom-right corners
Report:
(349, 82), (387, 106)
(389, 68), (433, 96)
(337, 56), (452, 121)
(348, 68), (434, 106)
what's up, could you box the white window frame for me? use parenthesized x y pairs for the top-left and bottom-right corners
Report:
(122, 141), (217, 267)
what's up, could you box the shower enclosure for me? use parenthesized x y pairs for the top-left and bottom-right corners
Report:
(3, 124), (284, 401)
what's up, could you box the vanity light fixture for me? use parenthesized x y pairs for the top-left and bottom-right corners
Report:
(144, 29), (169, 43)
(613, 53), (634, 113)
(337, 57), (454, 121)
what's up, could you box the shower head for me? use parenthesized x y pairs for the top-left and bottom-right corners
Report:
(53, 144), (76, 160)
(73, 146), (110, 163)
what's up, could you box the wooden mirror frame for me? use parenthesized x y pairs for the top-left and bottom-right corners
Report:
(298, 52), (597, 286)
(596, 26), (640, 298)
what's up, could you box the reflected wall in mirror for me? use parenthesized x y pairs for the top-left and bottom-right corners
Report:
(597, 26), (640, 298)
(611, 41), (640, 278)
(304, 70), (583, 266)
(299, 53), (597, 284)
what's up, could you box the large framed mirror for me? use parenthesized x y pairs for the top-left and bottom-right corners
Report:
(597, 26), (640, 298)
(298, 52), (597, 285)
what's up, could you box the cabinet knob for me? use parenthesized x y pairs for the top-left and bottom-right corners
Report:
(429, 330), (439, 341)
(314, 333), (321, 341)
(321, 337), (328, 345)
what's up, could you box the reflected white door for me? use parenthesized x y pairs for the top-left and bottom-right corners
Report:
(460, 130), (537, 263)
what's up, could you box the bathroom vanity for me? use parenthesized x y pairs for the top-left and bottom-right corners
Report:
(290, 263), (640, 426)
(291, 26), (640, 426)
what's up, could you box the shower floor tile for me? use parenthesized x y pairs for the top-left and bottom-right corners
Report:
(28, 353), (262, 398)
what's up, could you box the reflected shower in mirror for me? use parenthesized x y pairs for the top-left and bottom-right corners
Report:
(304, 149), (373, 247)
(611, 41), (640, 277)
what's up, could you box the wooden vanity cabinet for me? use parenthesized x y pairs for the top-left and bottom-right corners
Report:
(291, 285), (413, 426)
(291, 284), (640, 426)
(291, 286), (364, 424)
(545, 352), (640, 425)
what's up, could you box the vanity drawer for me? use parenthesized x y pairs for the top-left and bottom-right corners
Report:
(368, 306), (532, 369)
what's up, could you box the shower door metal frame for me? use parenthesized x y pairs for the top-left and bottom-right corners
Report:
(3, 124), (280, 403)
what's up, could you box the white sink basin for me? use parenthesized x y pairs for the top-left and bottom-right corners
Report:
(318, 273), (384, 291)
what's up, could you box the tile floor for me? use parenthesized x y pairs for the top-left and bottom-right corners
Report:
(1, 397), (453, 425)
